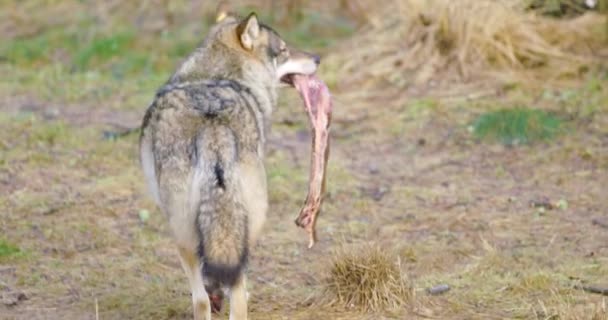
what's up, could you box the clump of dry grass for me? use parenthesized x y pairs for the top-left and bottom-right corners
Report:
(328, 0), (607, 92)
(321, 244), (412, 312)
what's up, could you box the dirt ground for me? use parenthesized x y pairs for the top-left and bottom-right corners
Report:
(1, 1), (608, 319)
(2, 80), (607, 319)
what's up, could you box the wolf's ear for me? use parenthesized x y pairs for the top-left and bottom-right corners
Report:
(237, 12), (260, 51)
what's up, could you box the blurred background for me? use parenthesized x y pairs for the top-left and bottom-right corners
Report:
(1, 1), (607, 319)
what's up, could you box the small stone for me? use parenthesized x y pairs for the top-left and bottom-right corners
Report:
(1, 291), (28, 306)
(427, 284), (450, 295)
(368, 164), (380, 175)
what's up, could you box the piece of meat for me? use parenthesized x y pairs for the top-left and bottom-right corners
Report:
(209, 293), (223, 313)
(205, 284), (224, 313)
(292, 74), (332, 248)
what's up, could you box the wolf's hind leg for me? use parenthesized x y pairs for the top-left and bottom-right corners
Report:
(178, 247), (211, 320)
(229, 273), (247, 320)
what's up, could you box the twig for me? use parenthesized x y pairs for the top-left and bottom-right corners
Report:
(95, 298), (99, 320)
(592, 218), (608, 229)
(102, 127), (140, 140)
(574, 284), (608, 296)
(0, 266), (15, 273)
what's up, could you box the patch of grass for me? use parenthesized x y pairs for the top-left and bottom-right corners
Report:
(406, 98), (439, 117)
(0, 239), (21, 258)
(100, 282), (190, 320)
(415, 243), (608, 318)
(0, 28), (81, 67)
(322, 244), (412, 311)
(30, 121), (69, 146)
(0, 21), (196, 106)
(388, 98), (440, 135)
(0, 1), (355, 111)
(472, 108), (564, 145)
(526, 0), (602, 17)
(1, 22), (164, 74)
(0, 63), (167, 107)
(72, 31), (135, 71)
(548, 72), (608, 119)
(2, 114), (94, 154)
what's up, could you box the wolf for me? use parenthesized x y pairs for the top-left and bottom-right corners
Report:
(138, 7), (319, 320)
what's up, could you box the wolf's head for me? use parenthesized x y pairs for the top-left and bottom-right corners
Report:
(172, 7), (319, 89)
(215, 9), (320, 87)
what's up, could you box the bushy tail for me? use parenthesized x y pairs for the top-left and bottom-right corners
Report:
(196, 193), (248, 288)
(192, 126), (248, 288)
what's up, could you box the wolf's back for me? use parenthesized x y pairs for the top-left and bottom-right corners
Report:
(146, 79), (263, 287)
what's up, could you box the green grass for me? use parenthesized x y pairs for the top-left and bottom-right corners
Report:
(72, 31), (135, 71)
(0, 239), (21, 258)
(548, 71), (608, 119)
(0, 23), (192, 72)
(472, 108), (564, 145)
(0, 2), (353, 111)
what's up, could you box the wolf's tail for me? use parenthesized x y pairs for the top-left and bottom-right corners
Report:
(196, 193), (248, 288)
(192, 128), (248, 289)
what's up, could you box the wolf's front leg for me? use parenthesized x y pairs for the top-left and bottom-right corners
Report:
(229, 274), (248, 320)
(178, 247), (212, 320)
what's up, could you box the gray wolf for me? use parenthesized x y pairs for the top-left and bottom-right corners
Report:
(138, 7), (319, 320)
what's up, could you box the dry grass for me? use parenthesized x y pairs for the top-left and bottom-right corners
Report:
(549, 298), (608, 320)
(321, 244), (412, 312)
(327, 0), (607, 93)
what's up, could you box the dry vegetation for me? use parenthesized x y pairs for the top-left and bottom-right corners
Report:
(1, 0), (608, 319)
(322, 245), (411, 311)
(327, 0), (607, 98)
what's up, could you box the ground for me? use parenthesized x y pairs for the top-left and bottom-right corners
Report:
(1, 1), (607, 319)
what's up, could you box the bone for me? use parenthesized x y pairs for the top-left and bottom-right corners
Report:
(292, 74), (332, 248)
